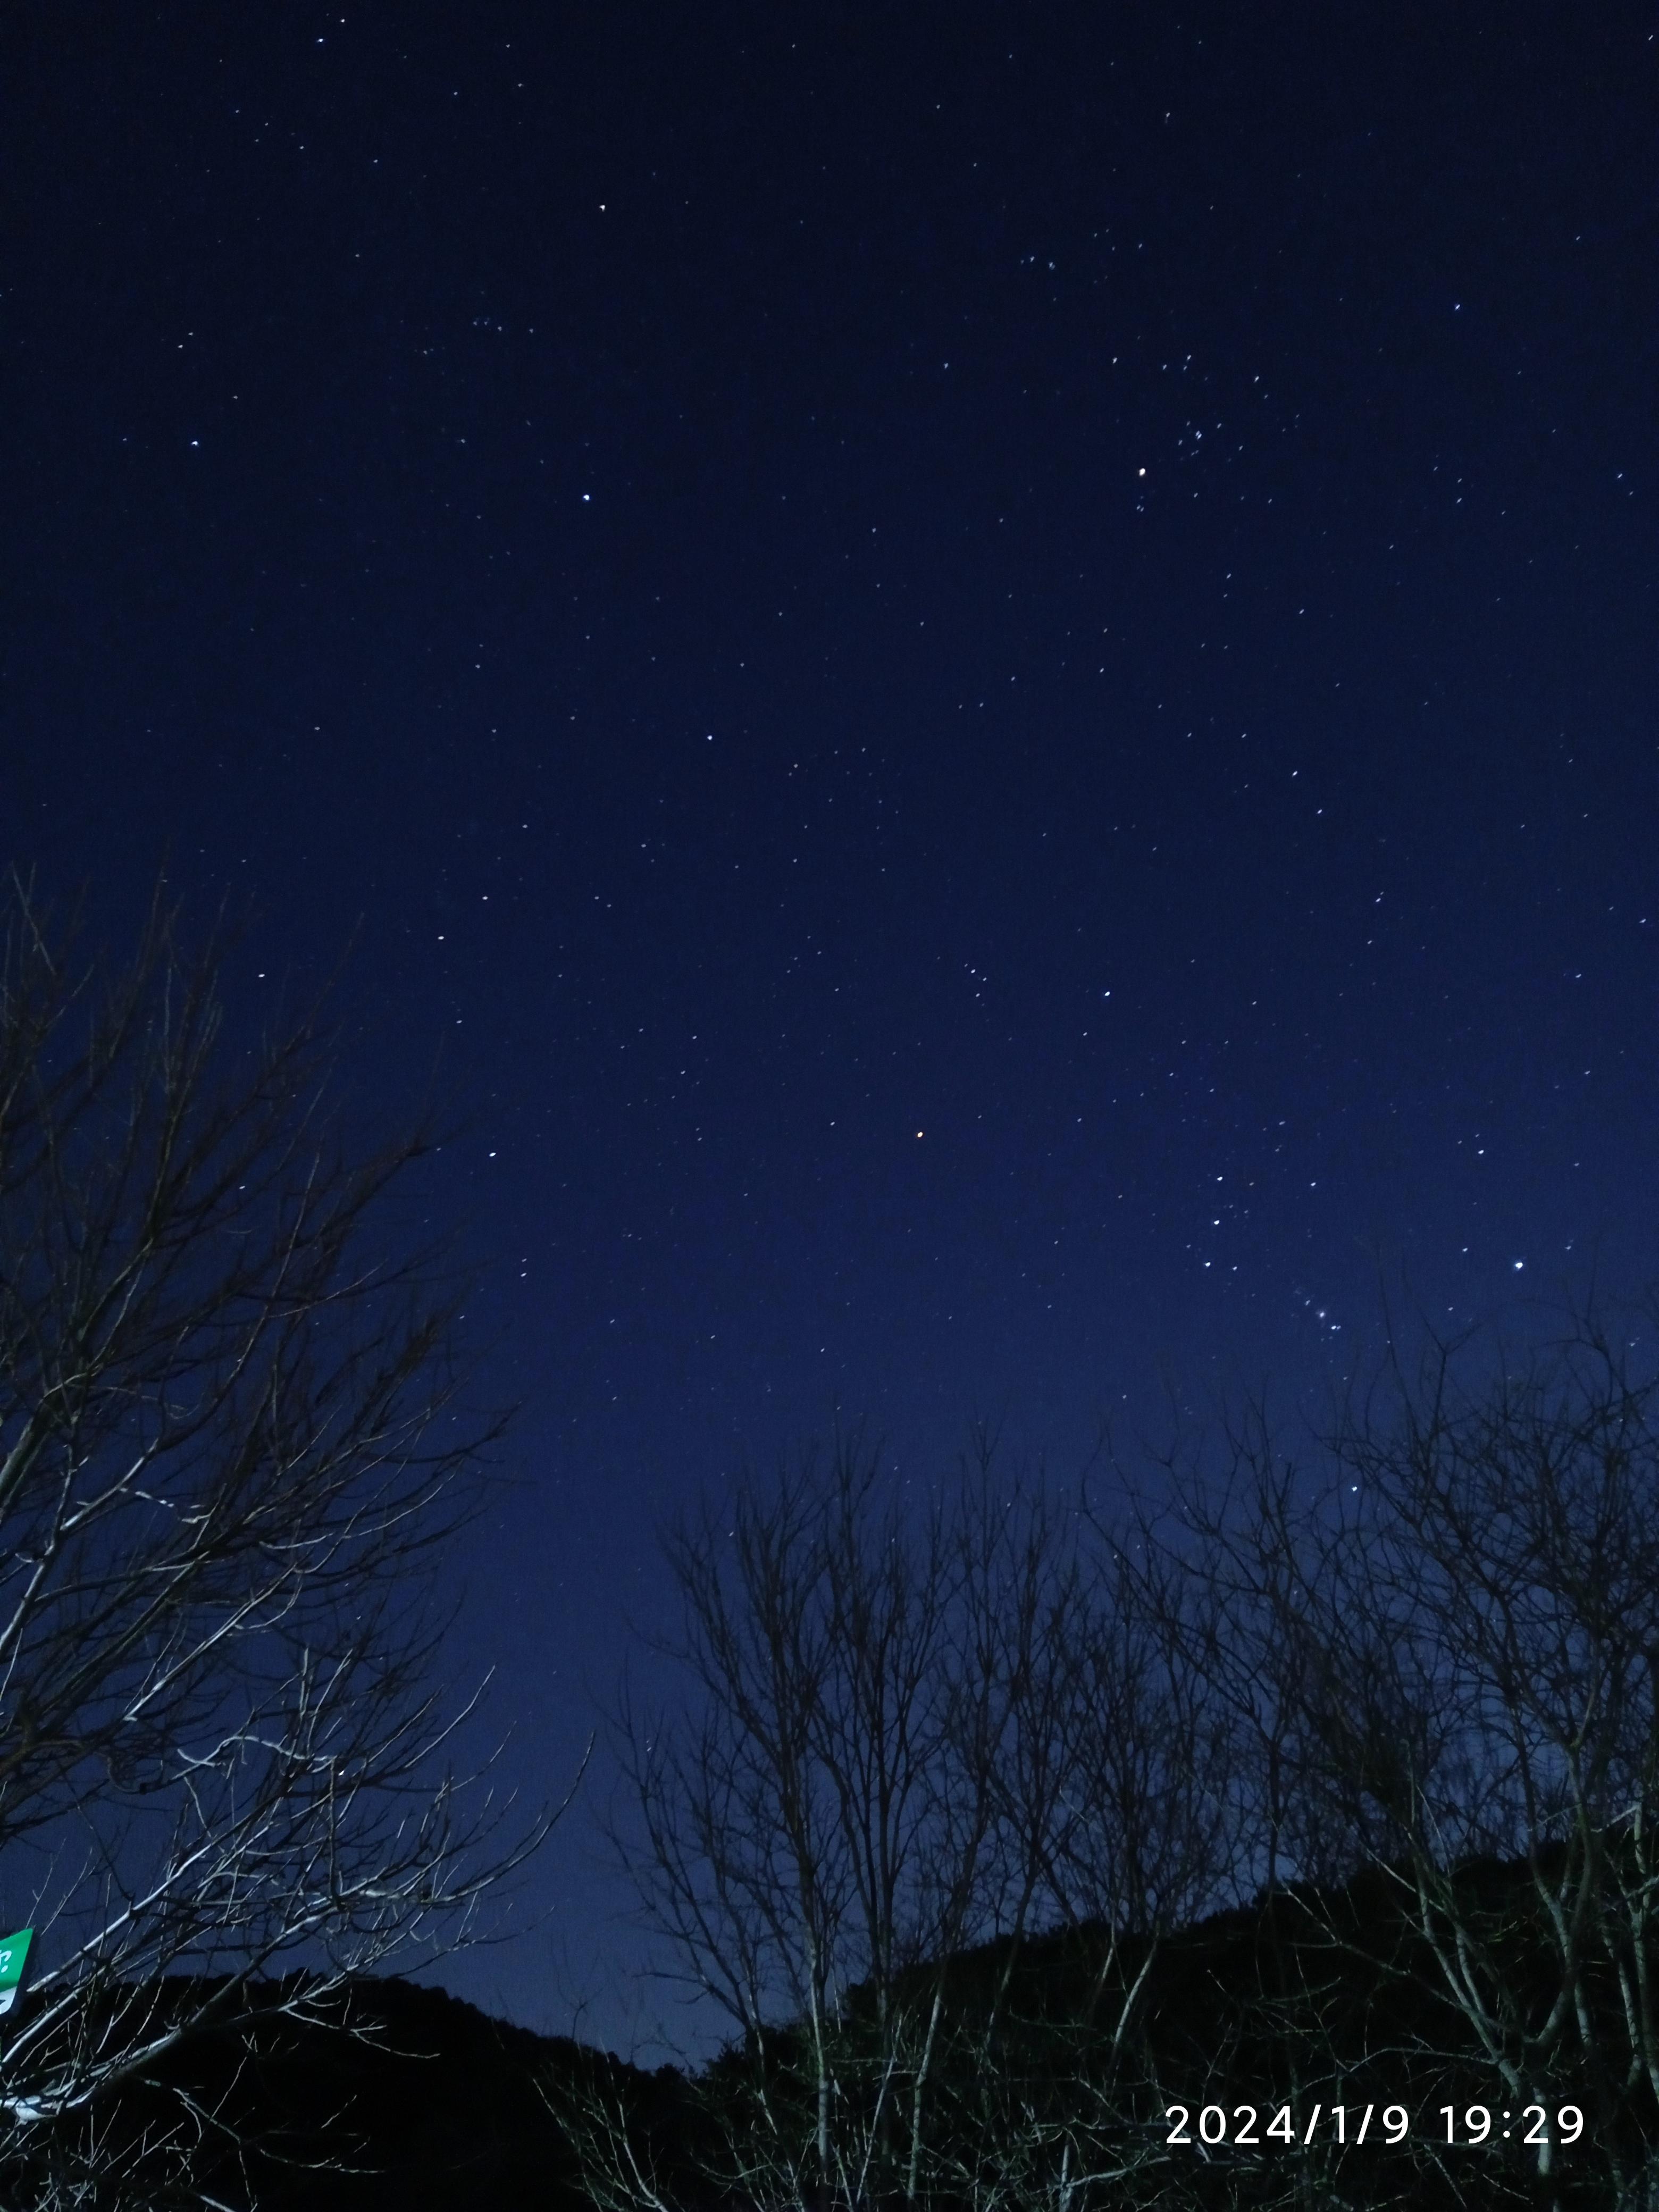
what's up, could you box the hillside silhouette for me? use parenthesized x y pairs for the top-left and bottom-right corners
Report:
(31, 1837), (1638, 2209)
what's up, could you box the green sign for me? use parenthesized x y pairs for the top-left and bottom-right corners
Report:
(0, 1930), (32, 2015)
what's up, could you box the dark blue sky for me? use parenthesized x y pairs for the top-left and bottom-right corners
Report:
(6, 2), (1657, 2034)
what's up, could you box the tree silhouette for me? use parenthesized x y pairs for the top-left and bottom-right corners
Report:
(0, 881), (555, 2208)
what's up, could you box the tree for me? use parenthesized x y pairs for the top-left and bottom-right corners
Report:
(0, 882), (554, 2207)
(599, 1431), (986, 2212)
(1132, 1316), (1659, 2212)
(572, 1310), (1659, 2212)
(569, 1430), (1236, 2212)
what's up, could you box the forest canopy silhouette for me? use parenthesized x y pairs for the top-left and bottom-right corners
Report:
(560, 1316), (1659, 2212)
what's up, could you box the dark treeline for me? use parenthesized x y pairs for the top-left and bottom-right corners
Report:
(41, 1832), (1655, 2210)
(555, 1322), (1659, 2212)
(10, 1266), (1659, 2209)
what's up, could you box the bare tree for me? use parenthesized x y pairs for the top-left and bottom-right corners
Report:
(1135, 1317), (1659, 2212)
(0, 882), (556, 2207)
(598, 1431), (973, 2212)
(568, 1288), (1659, 2212)
(567, 1430), (1239, 2212)
(932, 1511), (1256, 2212)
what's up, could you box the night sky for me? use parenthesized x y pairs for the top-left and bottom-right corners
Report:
(6, 4), (1658, 2036)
